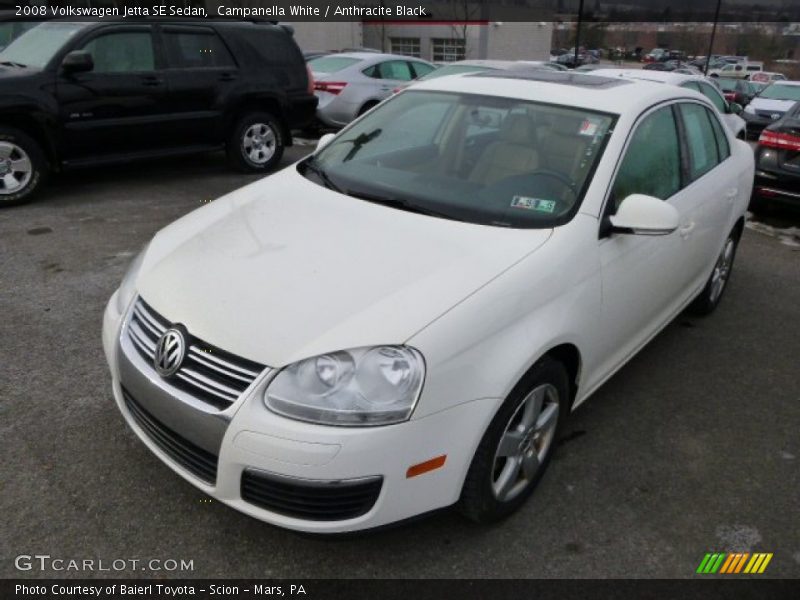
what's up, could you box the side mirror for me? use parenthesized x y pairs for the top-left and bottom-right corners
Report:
(62, 51), (93, 73)
(608, 194), (679, 236)
(729, 102), (743, 115)
(316, 133), (336, 151)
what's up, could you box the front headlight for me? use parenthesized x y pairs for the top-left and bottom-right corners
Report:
(264, 346), (425, 426)
(115, 244), (148, 314)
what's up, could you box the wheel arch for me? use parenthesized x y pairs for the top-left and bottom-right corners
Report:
(732, 214), (746, 241)
(0, 111), (57, 169)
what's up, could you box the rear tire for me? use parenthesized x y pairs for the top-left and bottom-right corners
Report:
(358, 101), (379, 117)
(458, 358), (569, 523)
(688, 228), (740, 316)
(226, 111), (284, 173)
(0, 127), (47, 207)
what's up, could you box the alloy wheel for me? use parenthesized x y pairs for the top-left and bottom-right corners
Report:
(491, 383), (560, 502)
(242, 123), (276, 165)
(709, 237), (735, 304)
(0, 141), (33, 195)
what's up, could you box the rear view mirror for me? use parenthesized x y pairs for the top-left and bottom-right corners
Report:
(62, 51), (93, 73)
(608, 194), (679, 236)
(316, 133), (336, 151)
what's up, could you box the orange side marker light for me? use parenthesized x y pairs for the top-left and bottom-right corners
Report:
(406, 455), (447, 478)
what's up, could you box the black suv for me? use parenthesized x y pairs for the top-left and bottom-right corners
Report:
(0, 20), (317, 205)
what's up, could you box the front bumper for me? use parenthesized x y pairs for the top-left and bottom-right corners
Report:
(102, 294), (499, 533)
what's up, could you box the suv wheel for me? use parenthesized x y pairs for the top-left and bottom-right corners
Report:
(227, 112), (284, 173)
(459, 358), (569, 523)
(0, 127), (47, 207)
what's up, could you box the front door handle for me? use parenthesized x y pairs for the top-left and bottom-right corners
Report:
(725, 188), (738, 203)
(140, 75), (163, 86)
(679, 222), (696, 238)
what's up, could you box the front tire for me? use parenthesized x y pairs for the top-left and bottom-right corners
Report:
(688, 229), (740, 315)
(226, 111), (284, 173)
(0, 127), (47, 207)
(458, 358), (569, 523)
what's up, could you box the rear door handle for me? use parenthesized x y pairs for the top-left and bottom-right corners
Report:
(679, 222), (696, 238)
(218, 73), (237, 82)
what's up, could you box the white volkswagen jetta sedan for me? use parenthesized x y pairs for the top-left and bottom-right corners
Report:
(103, 71), (753, 533)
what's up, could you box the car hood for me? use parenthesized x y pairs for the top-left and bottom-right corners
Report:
(750, 98), (796, 112)
(136, 167), (552, 367)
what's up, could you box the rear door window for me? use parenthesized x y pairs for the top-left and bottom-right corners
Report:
(410, 61), (435, 78)
(378, 60), (415, 81)
(706, 108), (731, 161)
(678, 103), (721, 181)
(163, 29), (235, 68)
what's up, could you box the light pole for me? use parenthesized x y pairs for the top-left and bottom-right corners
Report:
(574, 0), (585, 68)
(704, 0), (723, 76)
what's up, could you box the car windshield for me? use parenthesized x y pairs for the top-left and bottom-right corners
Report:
(717, 79), (737, 91)
(758, 85), (800, 101)
(0, 20), (37, 51)
(419, 64), (495, 81)
(301, 90), (616, 229)
(308, 56), (360, 73)
(0, 22), (89, 69)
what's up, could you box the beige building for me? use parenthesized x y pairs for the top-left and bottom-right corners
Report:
(288, 21), (553, 62)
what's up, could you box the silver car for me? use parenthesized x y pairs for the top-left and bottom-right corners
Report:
(309, 52), (436, 127)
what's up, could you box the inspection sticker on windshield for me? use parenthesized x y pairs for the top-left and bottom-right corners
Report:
(579, 119), (599, 136)
(511, 196), (556, 213)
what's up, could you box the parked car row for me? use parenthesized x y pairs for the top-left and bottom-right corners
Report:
(588, 69), (748, 139)
(0, 19), (318, 205)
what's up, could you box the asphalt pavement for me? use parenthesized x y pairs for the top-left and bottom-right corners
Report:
(1, 147), (798, 579)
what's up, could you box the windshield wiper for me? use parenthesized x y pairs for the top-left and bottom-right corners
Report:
(339, 128), (383, 162)
(301, 158), (345, 194)
(350, 189), (462, 222)
(0, 60), (26, 68)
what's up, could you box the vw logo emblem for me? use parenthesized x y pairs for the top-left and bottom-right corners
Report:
(771, 113), (781, 120)
(153, 328), (186, 377)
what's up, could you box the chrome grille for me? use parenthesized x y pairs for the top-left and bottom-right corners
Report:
(127, 297), (266, 410)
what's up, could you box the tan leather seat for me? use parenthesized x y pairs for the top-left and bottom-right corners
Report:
(469, 114), (540, 185)
(538, 116), (591, 181)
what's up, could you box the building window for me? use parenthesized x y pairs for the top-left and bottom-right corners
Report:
(390, 37), (421, 58)
(432, 38), (466, 62)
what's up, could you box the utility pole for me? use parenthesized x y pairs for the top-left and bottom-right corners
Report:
(704, 0), (723, 75)
(574, 0), (585, 68)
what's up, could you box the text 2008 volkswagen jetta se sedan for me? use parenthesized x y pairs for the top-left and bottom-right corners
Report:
(103, 71), (754, 533)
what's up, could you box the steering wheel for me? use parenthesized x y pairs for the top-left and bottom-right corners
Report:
(527, 169), (579, 200)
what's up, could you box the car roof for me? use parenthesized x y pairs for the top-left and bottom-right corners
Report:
(333, 52), (430, 62)
(408, 69), (704, 115)
(587, 68), (703, 86)
(442, 60), (520, 68)
(771, 81), (800, 87)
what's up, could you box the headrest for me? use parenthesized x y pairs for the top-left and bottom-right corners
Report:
(499, 113), (535, 144)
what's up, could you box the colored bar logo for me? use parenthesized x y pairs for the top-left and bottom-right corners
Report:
(696, 552), (773, 574)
